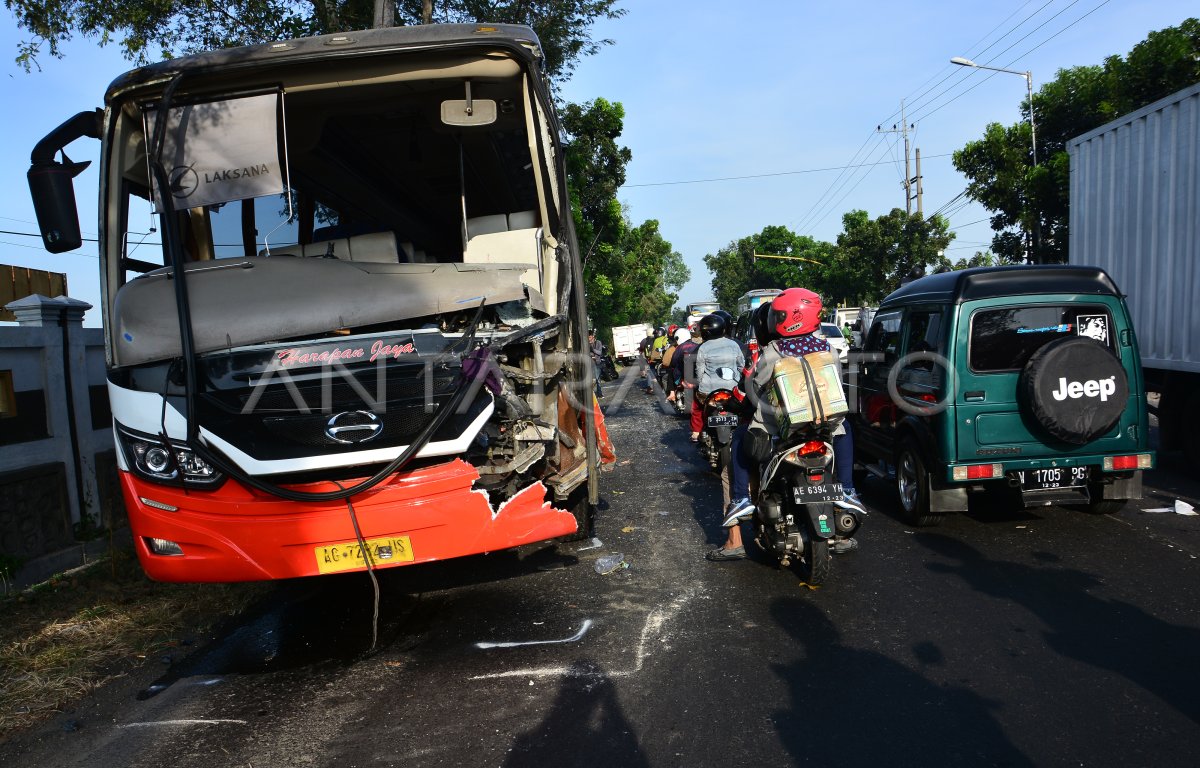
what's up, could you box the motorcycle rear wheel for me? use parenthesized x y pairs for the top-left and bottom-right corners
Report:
(799, 536), (832, 586)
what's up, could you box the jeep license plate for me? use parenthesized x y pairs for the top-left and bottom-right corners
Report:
(792, 482), (843, 503)
(1016, 467), (1088, 490)
(707, 413), (738, 427)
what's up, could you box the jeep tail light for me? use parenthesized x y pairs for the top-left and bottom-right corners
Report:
(1103, 454), (1151, 471)
(952, 463), (1004, 481)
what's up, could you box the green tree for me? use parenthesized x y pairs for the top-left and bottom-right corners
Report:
(560, 97), (685, 332)
(703, 225), (831, 311)
(954, 18), (1200, 264)
(5, 0), (625, 79)
(831, 209), (954, 304)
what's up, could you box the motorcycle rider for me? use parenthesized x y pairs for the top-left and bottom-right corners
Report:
(665, 325), (699, 405)
(644, 325), (667, 393)
(691, 312), (744, 442)
(708, 288), (863, 561)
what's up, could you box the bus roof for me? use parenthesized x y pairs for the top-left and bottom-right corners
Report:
(105, 24), (544, 101)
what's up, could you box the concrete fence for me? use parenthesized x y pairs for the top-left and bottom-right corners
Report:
(0, 295), (126, 591)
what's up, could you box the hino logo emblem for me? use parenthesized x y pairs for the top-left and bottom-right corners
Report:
(325, 411), (383, 444)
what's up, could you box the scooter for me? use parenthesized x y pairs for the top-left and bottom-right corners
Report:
(698, 388), (737, 471)
(752, 428), (860, 585)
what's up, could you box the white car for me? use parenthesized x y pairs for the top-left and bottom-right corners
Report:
(818, 323), (850, 363)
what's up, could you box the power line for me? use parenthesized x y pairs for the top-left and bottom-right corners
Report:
(875, 0), (1055, 130)
(799, 138), (900, 236)
(907, 0), (1111, 126)
(948, 216), (992, 230)
(788, 129), (883, 233)
(623, 153), (952, 188)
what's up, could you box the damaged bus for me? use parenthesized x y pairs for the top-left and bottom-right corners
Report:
(27, 24), (603, 582)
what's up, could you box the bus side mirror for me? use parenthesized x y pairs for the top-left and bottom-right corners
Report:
(28, 158), (90, 253)
(27, 108), (104, 254)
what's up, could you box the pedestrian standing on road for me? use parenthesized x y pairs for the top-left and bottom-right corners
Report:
(589, 329), (606, 399)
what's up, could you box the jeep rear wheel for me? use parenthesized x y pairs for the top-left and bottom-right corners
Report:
(896, 442), (940, 527)
(1085, 498), (1126, 515)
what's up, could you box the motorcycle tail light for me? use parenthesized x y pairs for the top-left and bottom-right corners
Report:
(709, 391), (732, 403)
(808, 473), (824, 484)
(799, 440), (826, 456)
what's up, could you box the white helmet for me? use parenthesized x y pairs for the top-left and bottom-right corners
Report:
(673, 328), (691, 344)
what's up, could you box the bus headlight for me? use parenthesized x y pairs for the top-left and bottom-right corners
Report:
(117, 425), (223, 488)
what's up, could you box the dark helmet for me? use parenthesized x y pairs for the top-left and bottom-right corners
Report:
(699, 312), (729, 341)
(654, 326), (665, 335)
(712, 309), (734, 335)
(752, 301), (777, 345)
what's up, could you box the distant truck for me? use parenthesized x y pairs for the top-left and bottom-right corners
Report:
(1068, 81), (1200, 464)
(611, 323), (652, 363)
(684, 300), (721, 329)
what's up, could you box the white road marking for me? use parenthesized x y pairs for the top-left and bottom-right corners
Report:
(475, 619), (593, 649)
(116, 719), (247, 728)
(468, 589), (696, 681)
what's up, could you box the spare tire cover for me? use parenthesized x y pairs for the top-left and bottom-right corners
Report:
(1019, 336), (1128, 445)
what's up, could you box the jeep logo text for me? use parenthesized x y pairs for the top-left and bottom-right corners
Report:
(1050, 376), (1117, 402)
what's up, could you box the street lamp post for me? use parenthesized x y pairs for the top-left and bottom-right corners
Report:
(952, 56), (1040, 262)
(951, 57), (1036, 165)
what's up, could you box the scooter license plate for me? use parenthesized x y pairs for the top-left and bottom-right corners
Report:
(707, 413), (738, 427)
(792, 482), (843, 503)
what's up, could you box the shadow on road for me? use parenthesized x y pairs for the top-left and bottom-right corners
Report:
(769, 597), (1034, 767)
(136, 546), (578, 699)
(918, 533), (1200, 725)
(502, 661), (650, 768)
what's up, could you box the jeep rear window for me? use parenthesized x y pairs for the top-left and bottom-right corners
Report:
(969, 305), (1114, 372)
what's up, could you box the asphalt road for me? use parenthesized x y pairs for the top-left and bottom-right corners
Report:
(3, 365), (1199, 767)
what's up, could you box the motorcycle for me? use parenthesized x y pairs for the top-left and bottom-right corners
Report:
(752, 427), (861, 585)
(657, 366), (688, 415)
(597, 354), (619, 382)
(698, 388), (737, 471)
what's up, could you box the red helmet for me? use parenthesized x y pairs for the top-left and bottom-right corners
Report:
(667, 324), (679, 336)
(771, 288), (823, 337)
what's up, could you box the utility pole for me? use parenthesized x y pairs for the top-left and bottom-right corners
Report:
(914, 147), (923, 216)
(877, 100), (918, 215)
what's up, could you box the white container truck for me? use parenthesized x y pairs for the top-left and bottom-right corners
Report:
(611, 323), (652, 363)
(1068, 81), (1200, 464)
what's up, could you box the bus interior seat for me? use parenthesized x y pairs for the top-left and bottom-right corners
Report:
(463, 211), (542, 290)
(262, 231), (402, 262)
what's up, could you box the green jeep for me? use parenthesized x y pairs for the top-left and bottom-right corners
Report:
(848, 265), (1153, 526)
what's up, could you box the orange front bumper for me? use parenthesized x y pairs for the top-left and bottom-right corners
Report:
(121, 458), (577, 583)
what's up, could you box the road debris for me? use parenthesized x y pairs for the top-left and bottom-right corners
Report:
(594, 553), (628, 575)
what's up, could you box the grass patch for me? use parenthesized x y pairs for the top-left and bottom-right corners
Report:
(0, 550), (268, 741)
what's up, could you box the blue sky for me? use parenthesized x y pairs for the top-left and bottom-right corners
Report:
(2, 0), (1196, 325)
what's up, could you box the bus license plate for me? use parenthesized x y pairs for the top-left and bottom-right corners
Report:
(1017, 467), (1088, 490)
(707, 413), (738, 427)
(315, 535), (414, 575)
(793, 482), (843, 504)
